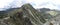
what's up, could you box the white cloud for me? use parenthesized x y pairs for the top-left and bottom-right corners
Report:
(0, 0), (60, 11)
(51, 0), (60, 5)
(28, 0), (60, 10)
(0, 0), (14, 11)
(0, 0), (14, 8)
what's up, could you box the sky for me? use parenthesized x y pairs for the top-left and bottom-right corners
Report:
(0, 0), (60, 11)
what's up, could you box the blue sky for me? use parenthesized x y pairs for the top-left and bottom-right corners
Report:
(0, 0), (60, 11)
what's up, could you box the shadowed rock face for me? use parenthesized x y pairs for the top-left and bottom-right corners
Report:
(10, 12), (32, 25)
(0, 11), (33, 25)
(0, 3), (46, 25)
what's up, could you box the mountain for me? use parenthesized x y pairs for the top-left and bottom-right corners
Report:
(37, 8), (60, 19)
(1, 3), (60, 25)
(0, 8), (20, 19)
(0, 3), (46, 25)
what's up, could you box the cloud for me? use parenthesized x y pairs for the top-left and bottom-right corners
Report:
(29, 0), (60, 10)
(0, 0), (60, 11)
(0, 0), (14, 8)
(0, 0), (14, 11)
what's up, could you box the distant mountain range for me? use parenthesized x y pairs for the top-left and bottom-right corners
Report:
(37, 8), (60, 19)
